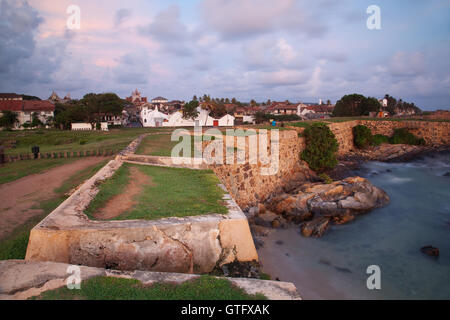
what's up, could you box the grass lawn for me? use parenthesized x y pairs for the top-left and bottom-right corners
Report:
(136, 133), (202, 157)
(32, 275), (266, 300)
(0, 128), (170, 156)
(0, 158), (77, 185)
(0, 159), (109, 260)
(85, 163), (227, 221)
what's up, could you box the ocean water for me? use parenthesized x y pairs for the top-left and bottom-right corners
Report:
(258, 153), (450, 300)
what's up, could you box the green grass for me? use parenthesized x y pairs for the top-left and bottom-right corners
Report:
(32, 275), (266, 300)
(136, 134), (202, 157)
(0, 159), (109, 260)
(0, 128), (172, 156)
(0, 158), (76, 185)
(86, 163), (227, 221)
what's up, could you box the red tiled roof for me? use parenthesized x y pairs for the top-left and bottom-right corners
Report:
(0, 100), (23, 111)
(0, 100), (55, 112)
(267, 103), (299, 111)
(0, 93), (21, 99)
(23, 100), (55, 112)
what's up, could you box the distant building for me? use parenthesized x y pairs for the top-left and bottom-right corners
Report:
(48, 91), (71, 104)
(126, 89), (148, 106)
(151, 96), (168, 104)
(0, 98), (55, 129)
(267, 102), (301, 116)
(0, 93), (22, 101)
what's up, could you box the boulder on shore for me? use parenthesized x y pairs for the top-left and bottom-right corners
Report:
(266, 176), (390, 238)
(420, 246), (440, 257)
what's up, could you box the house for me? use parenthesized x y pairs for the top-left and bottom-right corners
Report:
(141, 106), (169, 127)
(71, 122), (109, 131)
(0, 93), (22, 101)
(151, 96), (168, 104)
(267, 102), (301, 116)
(0, 98), (55, 129)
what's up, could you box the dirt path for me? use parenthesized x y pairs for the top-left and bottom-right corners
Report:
(94, 166), (151, 220)
(0, 157), (107, 240)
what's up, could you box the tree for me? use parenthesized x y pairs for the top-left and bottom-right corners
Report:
(183, 100), (199, 120)
(192, 95), (198, 101)
(333, 94), (380, 117)
(31, 112), (44, 128)
(301, 122), (338, 172)
(0, 111), (19, 129)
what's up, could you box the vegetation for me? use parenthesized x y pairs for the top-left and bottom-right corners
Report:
(353, 125), (373, 148)
(301, 122), (338, 172)
(54, 93), (126, 129)
(254, 112), (301, 124)
(352, 125), (426, 149)
(86, 164), (227, 221)
(0, 111), (19, 129)
(318, 173), (333, 184)
(389, 128), (426, 145)
(384, 94), (422, 115)
(0, 128), (148, 156)
(32, 275), (266, 300)
(332, 94), (381, 117)
(0, 160), (108, 260)
(371, 134), (390, 146)
(136, 133), (201, 157)
(182, 100), (200, 120)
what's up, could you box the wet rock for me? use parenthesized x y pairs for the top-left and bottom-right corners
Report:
(250, 224), (273, 237)
(265, 176), (389, 237)
(246, 206), (259, 219)
(420, 246), (440, 257)
(253, 212), (279, 228)
(444, 172), (450, 177)
(300, 217), (330, 238)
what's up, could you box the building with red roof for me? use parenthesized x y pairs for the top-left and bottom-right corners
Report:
(0, 96), (55, 129)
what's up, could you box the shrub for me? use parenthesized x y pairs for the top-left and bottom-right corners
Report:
(371, 134), (390, 146)
(353, 125), (373, 149)
(79, 139), (87, 145)
(319, 173), (333, 184)
(389, 128), (426, 145)
(301, 122), (338, 172)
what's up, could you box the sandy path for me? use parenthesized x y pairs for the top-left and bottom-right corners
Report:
(0, 157), (107, 240)
(94, 166), (151, 220)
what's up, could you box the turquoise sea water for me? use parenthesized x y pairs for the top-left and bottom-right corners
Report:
(258, 153), (450, 299)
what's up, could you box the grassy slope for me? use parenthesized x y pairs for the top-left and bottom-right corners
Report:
(32, 275), (266, 300)
(86, 163), (227, 221)
(0, 159), (109, 260)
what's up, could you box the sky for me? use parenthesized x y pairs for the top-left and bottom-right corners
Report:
(0, 0), (449, 110)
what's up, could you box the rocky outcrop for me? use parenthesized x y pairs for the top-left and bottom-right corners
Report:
(265, 177), (390, 237)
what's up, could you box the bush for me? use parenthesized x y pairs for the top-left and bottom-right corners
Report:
(301, 123), (338, 172)
(79, 139), (87, 145)
(353, 125), (373, 149)
(371, 134), (390, 146)
(389, 128), (426, 145)
(319, 173), (333, 184)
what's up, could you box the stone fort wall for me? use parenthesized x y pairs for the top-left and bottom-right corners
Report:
(212, 121), (449, 208)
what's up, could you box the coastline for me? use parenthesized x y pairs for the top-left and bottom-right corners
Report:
(328, 144), (450, 180)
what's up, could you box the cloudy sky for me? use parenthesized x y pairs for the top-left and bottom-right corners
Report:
(0, 0), (449, 109)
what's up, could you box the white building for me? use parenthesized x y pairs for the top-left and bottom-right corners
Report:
(142, 106), (234, 127)
(141, 106), (169, 127)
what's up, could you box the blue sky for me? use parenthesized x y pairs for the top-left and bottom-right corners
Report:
(0, 0), (449, 109)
